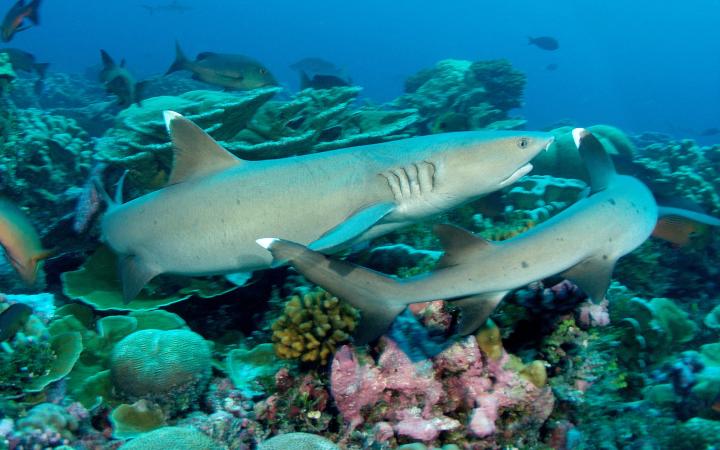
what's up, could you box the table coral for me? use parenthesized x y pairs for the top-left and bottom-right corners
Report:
(392, 59), (526, 134)
(271, 289), (358, 365)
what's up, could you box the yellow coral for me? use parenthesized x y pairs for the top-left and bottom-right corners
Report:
(475, 319), (504, 361)
(478, 217), (536, 241)
(271, 289), (358, 364)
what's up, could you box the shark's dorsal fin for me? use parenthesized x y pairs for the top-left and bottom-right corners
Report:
(434, 224), (493, 268)
(561, 256), (616, 303)
(164, 111), (243, 185)
(572, 128), (617, 192)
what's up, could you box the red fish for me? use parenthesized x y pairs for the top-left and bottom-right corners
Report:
(1, 0), (42, 43)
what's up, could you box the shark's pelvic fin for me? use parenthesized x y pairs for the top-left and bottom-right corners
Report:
(308, 202), (396, 252)
(561, 256), (616, 303)
(118, 255), (160, 303)
(572, 128), (616, 192)
(163, 111), (244, 185)
(434, 224), (493, 268)
(653, 206), (720, 246)
(258, 237), (406, 345)
(451, 291), (508, 335)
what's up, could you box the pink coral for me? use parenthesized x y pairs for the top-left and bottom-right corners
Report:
(330, 345), (385, 430)
(577, 299), (610, 327)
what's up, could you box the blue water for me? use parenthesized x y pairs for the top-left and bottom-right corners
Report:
(14, 0), (720, 138)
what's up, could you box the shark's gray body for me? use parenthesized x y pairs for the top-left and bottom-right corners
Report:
(260, 129), (720, 343)
(101, 111), (553, 301)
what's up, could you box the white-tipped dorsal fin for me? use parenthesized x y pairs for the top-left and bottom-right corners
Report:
(163, 111), (243, 185)
(572, 128), (616, 193)
(434, 224), (493, 268)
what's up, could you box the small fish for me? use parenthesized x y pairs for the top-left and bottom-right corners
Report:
(290, 57), (352, 90)
(0, 198), (52, 285)
(166, 41), (276, 91)
(0, 47), (48, 93)
(0, 303), (32, 341)
(1, 0), (41, 42)
(99, 49), (147, 107)
(699, 127), (720, 137)
(545, 63), (559, 71)
(139, 0), (192, 14)
(528, 36), (559, 51)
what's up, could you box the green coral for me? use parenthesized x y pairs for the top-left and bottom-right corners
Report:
(110, 329), (212, 415)
(95, 87), (418, 191)
(0, 300), (82, 398)
(667, 418), (720, 449)
(118, 426), (219, 450)
(0, 108), (93, 230)
(271, 289), (358, 365)
(0, 52), (16, 95)
(505, 175), (587, 221)
(110, 399), (167, 439)
(392, 59), (526, 133)
(258, 432), (339, 450)
(226, 343), (285, 398)
(61, 245), (237, 311)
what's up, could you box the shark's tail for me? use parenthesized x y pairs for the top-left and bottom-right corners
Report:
(257, 238), (408, 344)
(28, 0), (41, 24)
(165, 40), (188, 75)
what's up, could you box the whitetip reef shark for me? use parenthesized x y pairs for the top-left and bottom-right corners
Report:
(99, 111), (554, 302)
(258, 128), (720, 344)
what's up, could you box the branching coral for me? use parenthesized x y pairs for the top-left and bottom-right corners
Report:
(271, 289), (358, 365)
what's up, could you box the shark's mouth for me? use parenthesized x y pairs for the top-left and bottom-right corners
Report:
(499, 163), (533, 188)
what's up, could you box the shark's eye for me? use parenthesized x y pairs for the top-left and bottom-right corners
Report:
(517, 137), (530, 149)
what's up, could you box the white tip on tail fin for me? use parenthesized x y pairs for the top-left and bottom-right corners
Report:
(163, 110), (183, 132)
(256, 238), (278, 249)
(572, 128), (590, 149)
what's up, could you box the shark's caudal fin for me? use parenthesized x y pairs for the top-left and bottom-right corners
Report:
(163, 111), (244, 185)
(165, 41), (188, 75)
(257, 238), (407, 345)
(28, 0), (41, 24)
(572, 128), (616, 192)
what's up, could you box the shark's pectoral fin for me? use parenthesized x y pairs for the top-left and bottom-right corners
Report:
(224, 271), (254, 287)
(653, 206), (720, 246)
(118, 255), (160, 303)
(257, 237), (406, 345)
(561, 256), (616, 303)
(451, 291), (508, 335)
(433, 224), (494, 268)
(572, 128), (617, 193)
(308, 202), (396, 252)
(163, 111), (244, 185)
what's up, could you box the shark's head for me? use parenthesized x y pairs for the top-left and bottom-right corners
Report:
(437, 131), (554, 200)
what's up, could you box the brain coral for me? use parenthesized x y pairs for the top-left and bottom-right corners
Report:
(271, 289), (358, 365)
(119, 426), (219, 450)
(258, 432), (339, 450)
(110, 329), (211, 414)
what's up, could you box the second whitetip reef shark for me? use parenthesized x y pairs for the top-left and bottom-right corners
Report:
(258, 128), (720, 344)
(99, 111), (554, 302)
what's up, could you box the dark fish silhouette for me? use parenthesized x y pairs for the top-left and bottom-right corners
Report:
(139, 0), (192, 14)
(0, 48), (47, 93)
(1, 0), (41, 42)
(166, 41), (277, 90)
(528, 36), (559, 51)
(99, 50), (147, 107)
(545, 63), (559, 71)
(290, 57), (351, 90)
(699, 127), (720, 136)
(0, 303), (32, 341)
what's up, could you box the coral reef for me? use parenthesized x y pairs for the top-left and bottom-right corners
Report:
(330, 335), (554, 447)
(118, 426), (219, 450)
(391, 59), (526, 134)
(258, 432), (339, 450)
(94, 87), (419, 191)
(0, 107), (93, 231)
(226, 343), (285, 398)
(61, 245), (237, 311)
(271, 289), (358, 365)
(110, 329), (212, 415)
